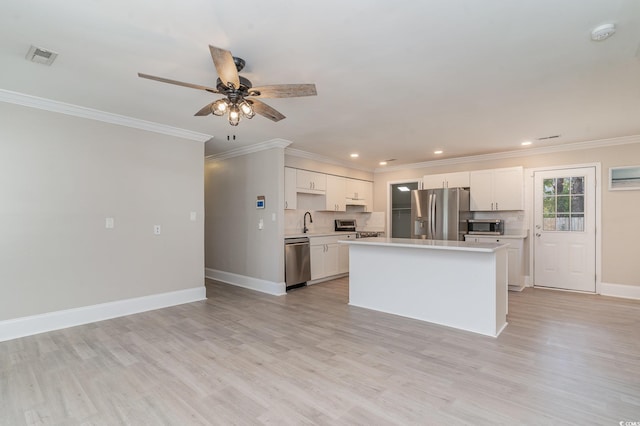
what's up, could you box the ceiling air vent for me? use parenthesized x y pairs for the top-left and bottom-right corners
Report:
(537, 135), (561, 141)
(25, 45), (58, 66)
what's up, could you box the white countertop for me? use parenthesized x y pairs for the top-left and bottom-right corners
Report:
(285, 231), (356, 239)
(465, 230), (529, 239)
(340, 237), (508, 253)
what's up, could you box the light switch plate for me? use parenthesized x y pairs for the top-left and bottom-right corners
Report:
(190, 211), (197, 222)
(105, 217), (114, 229)
(154, 225), (161, 235)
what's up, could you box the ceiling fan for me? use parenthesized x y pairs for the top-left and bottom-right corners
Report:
(138, 45), (317, 126)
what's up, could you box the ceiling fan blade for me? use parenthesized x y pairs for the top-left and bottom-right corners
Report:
(249, 84), (317, 98)
(250, 99), (286, 122)
(194, 102), (214, 116)
(138, 73), (219, 93)
(209, 45), (240, 89)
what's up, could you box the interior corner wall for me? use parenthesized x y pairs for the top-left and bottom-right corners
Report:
(0, 103), (205, 321)
(205, 147), (284, 286)
(373, 141), (640, 287)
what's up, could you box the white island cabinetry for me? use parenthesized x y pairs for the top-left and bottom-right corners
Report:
(465, 234), (526, 290)
(343, 237), (508, 337)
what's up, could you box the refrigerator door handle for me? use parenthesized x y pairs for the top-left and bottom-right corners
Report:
(430, 192), (437, 238)
(427, 193), (432, 239)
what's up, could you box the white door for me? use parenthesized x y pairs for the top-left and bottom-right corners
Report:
(533, 167), (596, 292)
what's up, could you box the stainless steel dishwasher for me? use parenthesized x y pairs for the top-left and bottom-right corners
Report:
(284, 237), (311, 290)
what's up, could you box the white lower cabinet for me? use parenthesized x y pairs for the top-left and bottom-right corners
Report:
(465, 235), (525, 288)
(309, 234), (356, 282)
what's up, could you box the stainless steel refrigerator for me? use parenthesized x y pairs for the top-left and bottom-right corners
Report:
(411, 188), (470, 240)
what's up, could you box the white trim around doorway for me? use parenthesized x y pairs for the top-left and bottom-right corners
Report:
(386, 178), (422, 238)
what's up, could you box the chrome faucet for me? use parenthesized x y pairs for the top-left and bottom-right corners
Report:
(303, 211), (313, 233)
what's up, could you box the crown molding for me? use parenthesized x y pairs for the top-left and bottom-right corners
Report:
(285, 147), (375, 172)
(374, 135), (640, 173)
(0, 89), (213, 142)
(205, 138), (292, 162)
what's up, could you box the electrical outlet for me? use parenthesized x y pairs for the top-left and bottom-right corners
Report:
(154, 225), (161, 235)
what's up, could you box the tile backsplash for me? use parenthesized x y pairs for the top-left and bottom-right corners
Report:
(471, 211), (528, 234)
(285, 210), (385, 235)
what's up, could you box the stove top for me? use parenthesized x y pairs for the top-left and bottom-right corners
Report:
(356, 231), (382, 238)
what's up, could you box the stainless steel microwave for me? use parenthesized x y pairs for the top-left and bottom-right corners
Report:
(467, 219), (504, 235)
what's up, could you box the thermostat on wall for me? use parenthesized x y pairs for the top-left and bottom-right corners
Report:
(256, 195), (265, 209)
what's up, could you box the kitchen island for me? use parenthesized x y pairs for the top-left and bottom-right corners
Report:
(341, 237), (508, 337)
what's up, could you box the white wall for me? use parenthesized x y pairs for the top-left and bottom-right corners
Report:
(205, 146), (285, 288)
(0, 103), (205, 321)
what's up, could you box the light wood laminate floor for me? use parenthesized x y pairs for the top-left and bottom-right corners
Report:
(1, 278), (639, 425)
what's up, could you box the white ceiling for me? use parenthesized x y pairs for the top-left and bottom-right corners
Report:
(2, 0), (640, 169)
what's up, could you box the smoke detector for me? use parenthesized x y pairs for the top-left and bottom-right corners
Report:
(591, 23), (616, 41)
(25, 45), (58, 65)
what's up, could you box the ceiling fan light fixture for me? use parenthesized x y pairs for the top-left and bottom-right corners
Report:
(228, 105), (240, 126)
(212, 99), (228, 116)
(239, 100), (255, 119)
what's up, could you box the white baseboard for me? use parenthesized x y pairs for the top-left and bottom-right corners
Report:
(599, 282), (640, 300)
(205, 268), (286, 296)
(0, 286), (206, 343)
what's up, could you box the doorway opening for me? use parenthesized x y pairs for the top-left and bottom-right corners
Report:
(389, 181), (419, 238)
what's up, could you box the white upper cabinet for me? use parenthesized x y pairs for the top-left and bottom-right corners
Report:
(296, 169), (326, 194)
(325, 175), (347, 211)
(422, 171), (470, 189)
(345, 179), (373, 209)
(470, 167), (524, 211)
(284, 167), (297, 210)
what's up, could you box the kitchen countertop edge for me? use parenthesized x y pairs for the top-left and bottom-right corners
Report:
(340, 237), (508, 253)
(285, 231), (357, 239)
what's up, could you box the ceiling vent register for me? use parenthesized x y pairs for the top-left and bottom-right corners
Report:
(25, 45), (58, 66)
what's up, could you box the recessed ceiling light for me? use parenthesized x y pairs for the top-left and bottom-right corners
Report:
(379, 161), (387, 166)
(350, 153), (359, 158)
(434, 150), (443, 155)
(397, 186), (410, 192)
(521, 141), (532, 146)
(591, 23), (616, 41)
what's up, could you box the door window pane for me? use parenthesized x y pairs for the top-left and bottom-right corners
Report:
(543, 216), (556, 231)
(540, 176), (586, 232)
(543, 196), (556, 214)
(571, 214), (584, 232)
(543, 179), (555, 195)
(571, 195), (584, 213)
(556, 214), (570, 231)
(571, 177), (584, 194)
(556, 178), (571, 195)
(557, 196), (570, 213)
